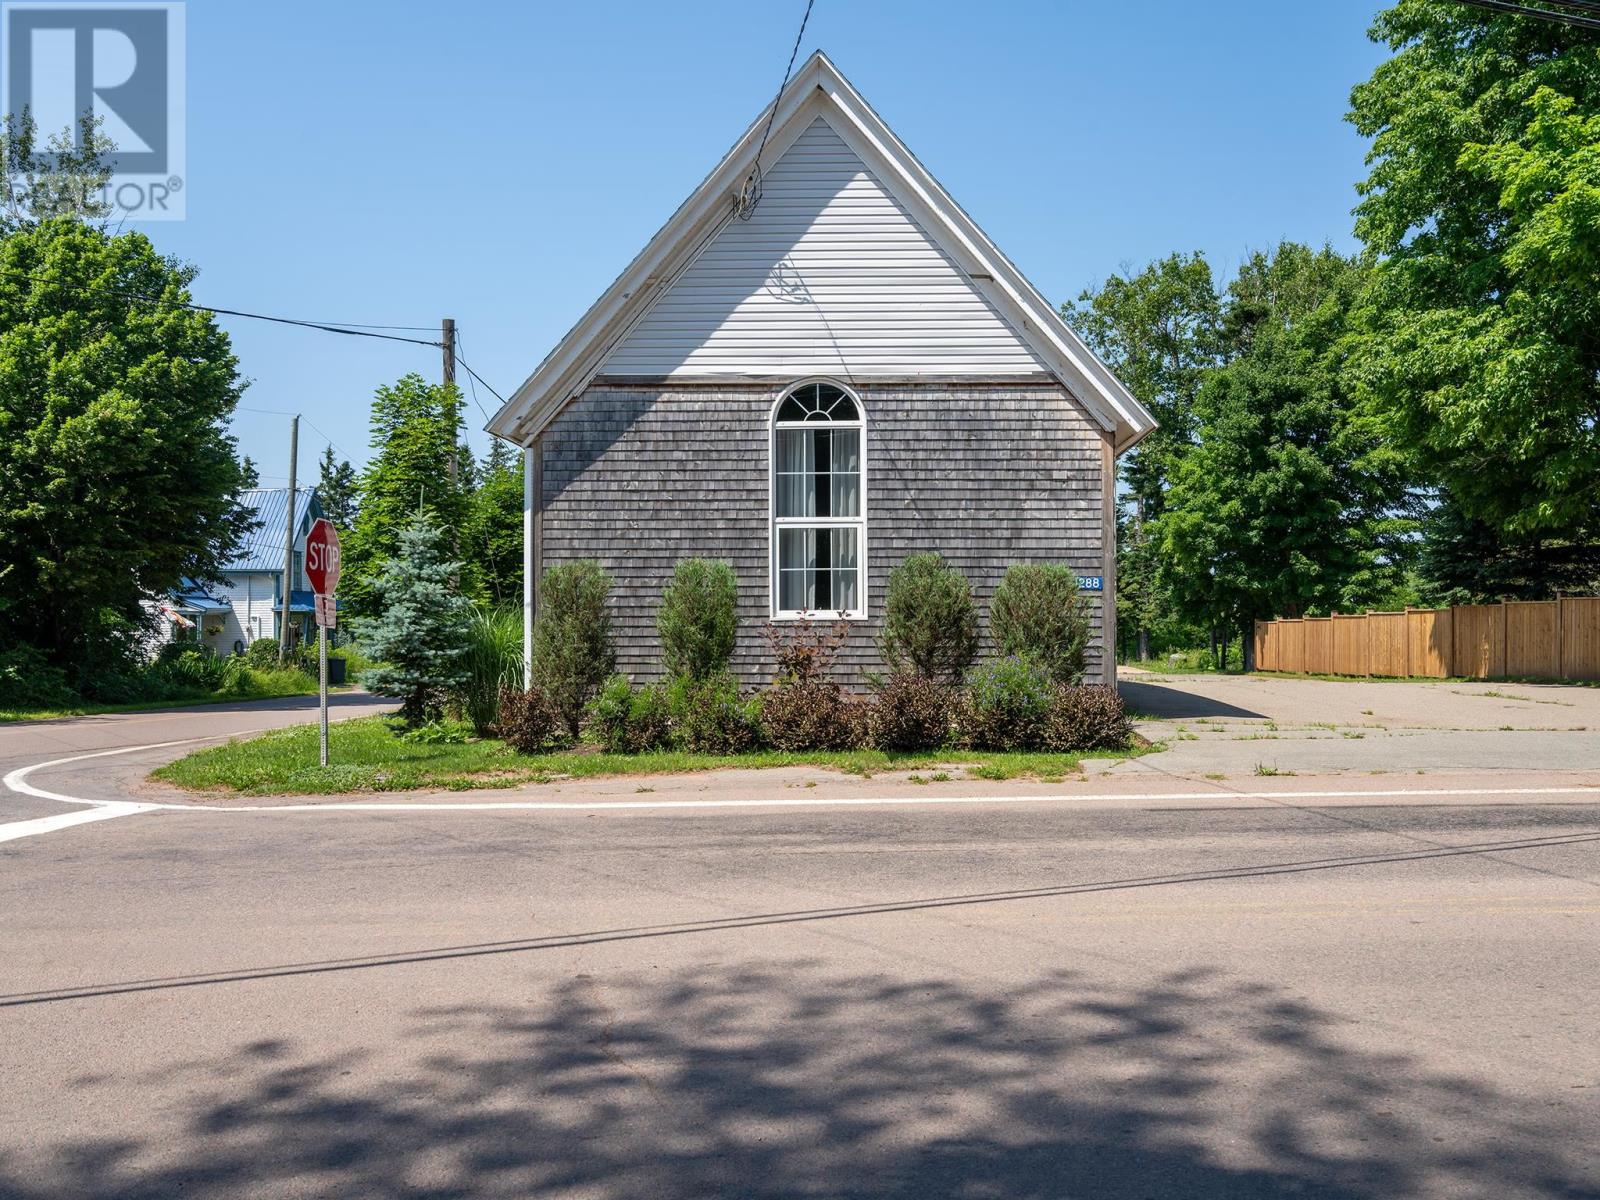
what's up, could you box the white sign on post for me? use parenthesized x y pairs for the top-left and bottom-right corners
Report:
(314, 593), (337, 629)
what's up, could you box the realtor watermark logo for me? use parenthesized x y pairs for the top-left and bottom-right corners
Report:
(2, 2), (185, 219)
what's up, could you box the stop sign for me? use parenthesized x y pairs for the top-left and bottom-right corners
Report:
(305, 518), (341, 595)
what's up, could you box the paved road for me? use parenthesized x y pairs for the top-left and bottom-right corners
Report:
(2, 690), (1598, 1199)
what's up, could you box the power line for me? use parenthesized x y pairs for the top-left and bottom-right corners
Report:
(2, 259), (514, 423)
(0, 262), (445, 348)
(736, 0), (815, 220)
(1450, 0), (1600, 30)
(452, 327), (494, 424)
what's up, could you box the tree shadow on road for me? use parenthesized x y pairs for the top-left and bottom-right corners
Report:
(0, 963), (1589, 1200)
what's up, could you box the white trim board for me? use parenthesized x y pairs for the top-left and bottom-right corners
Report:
(486, 51), (1157, 454)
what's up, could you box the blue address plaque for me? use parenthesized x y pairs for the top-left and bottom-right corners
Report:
(1076, 576), (1104, 592)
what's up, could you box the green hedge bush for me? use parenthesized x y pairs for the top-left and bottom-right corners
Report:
(658, 559), (739, 680)
(879, 553), (978, 682)
(989, 564), (1092, 685)
(955, 655), (1053, 750)
(530, 560), (616, 738)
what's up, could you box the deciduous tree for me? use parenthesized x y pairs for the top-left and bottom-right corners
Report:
(1349, 1), (1600, 537)
(0, 218), (249, 671)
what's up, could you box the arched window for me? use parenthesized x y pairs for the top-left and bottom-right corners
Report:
(770, 380), (866, 618)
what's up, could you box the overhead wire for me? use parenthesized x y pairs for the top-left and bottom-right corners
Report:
(1450, 0), (1600, 29)
(736, 0), (815, 219)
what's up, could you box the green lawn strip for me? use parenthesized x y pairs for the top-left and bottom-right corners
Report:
(0, 676), (333, 723)
(151, 716), (1148, 796)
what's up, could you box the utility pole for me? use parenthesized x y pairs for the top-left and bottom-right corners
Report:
(278, 414), (299, 666)
(442, 317), (457, 486)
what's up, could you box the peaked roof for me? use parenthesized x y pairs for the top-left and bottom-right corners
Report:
(487, 50), (1156, 453)
(226, 487), (322, 572)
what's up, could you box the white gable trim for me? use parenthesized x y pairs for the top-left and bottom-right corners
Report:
(488, 52), (1156, 453)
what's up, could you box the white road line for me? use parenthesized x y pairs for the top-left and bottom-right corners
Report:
(1, 730), (272, 844)
(192, 785), (1600, 813)
(3, 736), (1599, 845)
(0, 805), (152, 845)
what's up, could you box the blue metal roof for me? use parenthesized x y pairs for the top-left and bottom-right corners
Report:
(172, 578), (229, 611)
(226, 487), (323, 572)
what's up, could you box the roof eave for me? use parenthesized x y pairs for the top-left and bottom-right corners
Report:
(487, 50), (1159, 452)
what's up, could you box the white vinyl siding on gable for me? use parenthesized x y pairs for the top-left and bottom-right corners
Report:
(603, 118), (1046, 377)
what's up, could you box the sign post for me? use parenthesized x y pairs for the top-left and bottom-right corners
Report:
(305, 519), (342, 768)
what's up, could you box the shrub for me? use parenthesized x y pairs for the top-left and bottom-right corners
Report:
(658, 559), (739, 680)
(588, 674), (671, 754)
(0, 645), (76, 709)
(152, 645), (228, 693)
(460, 603), (524, 735)
(590, 672), (760, 754)
(879, 552), (978, 682)
(955, 655), (1054, 750)
(989, 564), (1093, 686)
(664, 672), (762, 754)
(494, 685), (571, 754)
(868, 673), (953, 751)
(244, 638), (280, 668)
(760, 680), (864, 751)
(763, 615), (851, 684)
(530, 560), (616, 738)
(1043, 685), (1133, 751)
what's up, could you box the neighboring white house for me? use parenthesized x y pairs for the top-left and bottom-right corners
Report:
(150, 487), (325, 655)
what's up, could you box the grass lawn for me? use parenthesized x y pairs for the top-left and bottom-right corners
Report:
(151, 716), (1150, 796)
(0, 674), (332, 723)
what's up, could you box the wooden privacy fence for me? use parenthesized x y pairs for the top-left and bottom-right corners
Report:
(1254, 597), (1600, 681)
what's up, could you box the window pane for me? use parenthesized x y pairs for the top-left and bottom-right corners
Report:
(777, 526), (860, 613)
(775, 429), (815, 518)
(829, 430), (859, 517)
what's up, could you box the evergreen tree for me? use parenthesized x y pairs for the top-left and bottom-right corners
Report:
(463, 439), (524, 605)
(341, 373), (467, 618)
(316, 445), (360, 529)
(239, 456), (260, 488)
(1417, 490), (1600, 604)
(358, 513), (472, 725)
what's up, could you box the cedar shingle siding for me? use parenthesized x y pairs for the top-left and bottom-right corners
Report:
(540, 380), (1108, 686)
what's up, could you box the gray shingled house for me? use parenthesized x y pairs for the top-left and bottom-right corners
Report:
(486, 52), (1155, 687)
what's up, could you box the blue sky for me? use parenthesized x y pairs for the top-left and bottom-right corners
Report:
(145, 0), (1389, 484)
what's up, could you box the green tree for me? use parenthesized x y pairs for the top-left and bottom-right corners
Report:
(0, 218), (249, 672)
(1154, 246), (1415, 665)
(0, 111), (114, 225)
(358, 513), (471, 726)
(1066, 253), (1222, 659)
(239, 455), (260, 488)
(1066, 252), (1222, 514)
(462, 438), (523, 605)
(316, 444), (359, 529)
(988, 563), (1093, 685)
(341, 373), (466, 618)
(1417, 488), (1600, 604)
(1349, 2), (1600, 536)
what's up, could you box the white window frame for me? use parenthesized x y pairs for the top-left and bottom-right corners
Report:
(768, 378), (869, 621)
